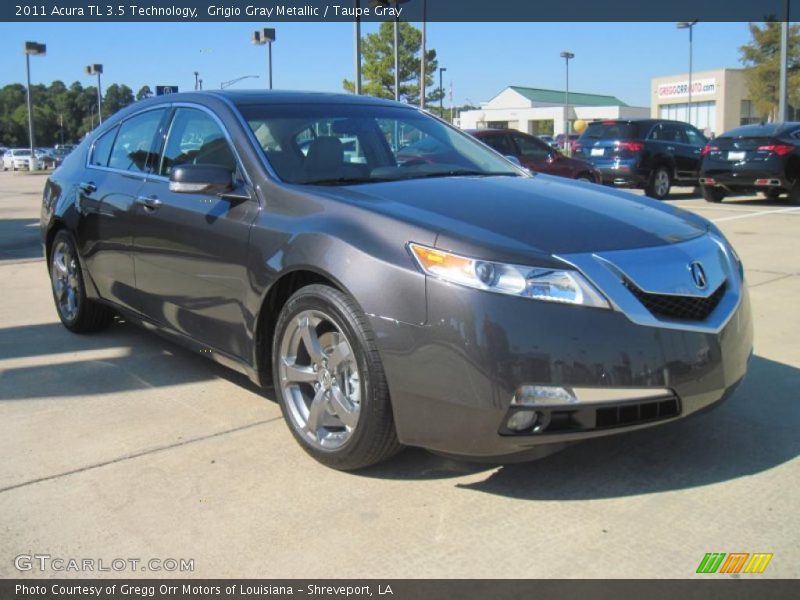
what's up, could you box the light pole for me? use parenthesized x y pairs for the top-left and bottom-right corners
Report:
(677, 21), (697, 126)
(420, 0), (426, 108)
(221, 75), (260, 89)
(393, 1), (400, 101)
(24, 42), (46, 169)
(194, 71), (200, 91)
(439, 67), (447, 115)
(560, 51), (574, 156)
(252, 28), (276, 90)
(85, 64), (103, 124)
(779, 0), (790, 121)
(354, 0), (362, 94)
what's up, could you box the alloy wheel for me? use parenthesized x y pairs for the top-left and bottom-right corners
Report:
(654, 169), (670, 197)
(51, 240), (81, 322)
(278, 309), (361, 451)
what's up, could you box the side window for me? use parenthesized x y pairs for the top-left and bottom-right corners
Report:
(660, 123), (688, 144)
(512, 134), (552, 160)
(482, 135), (514, 155)
(683, 126), (707, 147)
(160, 108), (237, 176)
(90, 126), (118, 167)
(648, 124), (663, 140)
(108, 109), (166, 173)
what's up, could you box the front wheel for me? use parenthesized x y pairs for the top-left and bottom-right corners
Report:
(272, 284), (402, 470)
(702, 186), (726, 203)
(646, 166), (672, 200)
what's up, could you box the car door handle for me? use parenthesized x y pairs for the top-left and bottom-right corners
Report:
(666, 146), (675, 152)
(136, 195), (162, 210)
(79, 181), (97, 194)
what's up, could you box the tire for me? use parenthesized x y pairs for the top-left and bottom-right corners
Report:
(645, 166), (672, 200)
(702, 185), (726, 203)
(764, 188), (782, 201)
(575, 173), (595, 183)
(272, 284), (403, 470)
(49, 230), (114, 333)
(788, 182), (800, 205)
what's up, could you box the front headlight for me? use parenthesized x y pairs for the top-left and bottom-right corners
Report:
(408, 242), (610, 309)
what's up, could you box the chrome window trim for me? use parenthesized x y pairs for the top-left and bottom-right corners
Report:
(557, 233), (744, 335)
(85, 105), (168, 176)
(83, 101), (257, 195)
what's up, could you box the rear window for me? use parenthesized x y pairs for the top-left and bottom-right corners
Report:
(721, 124), (779, 138)
(581, 122), (642, 140)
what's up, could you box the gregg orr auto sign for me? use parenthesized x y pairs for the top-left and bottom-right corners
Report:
(657, 78), (716, 100)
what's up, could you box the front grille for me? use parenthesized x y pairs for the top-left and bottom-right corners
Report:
(624, 280), (726, 321)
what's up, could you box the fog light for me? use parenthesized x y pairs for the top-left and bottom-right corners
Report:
(506, 410), (539, 432)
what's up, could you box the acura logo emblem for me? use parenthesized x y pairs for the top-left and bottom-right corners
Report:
(689, 261), (707, 289)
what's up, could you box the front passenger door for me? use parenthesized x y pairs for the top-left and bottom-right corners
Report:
(132, 107), (259, 360)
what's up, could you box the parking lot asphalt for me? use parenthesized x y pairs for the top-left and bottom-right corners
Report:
(0, 170), (797, 579)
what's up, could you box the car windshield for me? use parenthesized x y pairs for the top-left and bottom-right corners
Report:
(581, 122), (642, 140)
(15, 150), (31, 156)
(238, 103), (521, 185)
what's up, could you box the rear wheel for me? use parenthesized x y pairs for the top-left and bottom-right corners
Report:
(575, 173), (595, 183)
(272, 284), (402, 470)
(646, 166), (672, 200)
(702, 186), (726, 203)
(788, 181), (800, 205)
(49, 230), (114, 333)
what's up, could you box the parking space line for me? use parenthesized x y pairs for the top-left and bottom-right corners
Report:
(712, 206), (800, 222)
(0, 417), (282, 495)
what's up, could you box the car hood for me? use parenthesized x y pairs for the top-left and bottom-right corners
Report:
(309, 174), (708, 258)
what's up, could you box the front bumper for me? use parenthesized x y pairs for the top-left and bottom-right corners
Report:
(372, 276), (753, 458)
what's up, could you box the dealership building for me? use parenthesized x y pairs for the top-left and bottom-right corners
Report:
(457, 86), (649, 136)
(651, 68), (765, 136)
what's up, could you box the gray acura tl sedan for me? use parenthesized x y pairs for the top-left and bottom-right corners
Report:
(40, 91), (752, 470)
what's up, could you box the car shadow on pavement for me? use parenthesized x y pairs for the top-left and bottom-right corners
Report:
(0, 319), (263, 400)
(0, 218), (44, 261)
(360, 355), (800, 492)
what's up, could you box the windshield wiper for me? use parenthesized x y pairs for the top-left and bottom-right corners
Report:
(304, 176), (389, 186)
(402, 169), (520, 180)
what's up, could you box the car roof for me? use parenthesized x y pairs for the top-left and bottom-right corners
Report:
(720, 122), (800, 137)
(201, 89), (409, 108)
(466, 128), (510, 135)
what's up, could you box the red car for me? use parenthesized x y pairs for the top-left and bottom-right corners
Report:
(468, 129), (600, 183)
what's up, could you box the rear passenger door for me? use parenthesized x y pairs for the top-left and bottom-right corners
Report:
(132, 106), (259, 360)
(79, 108), (168, 313)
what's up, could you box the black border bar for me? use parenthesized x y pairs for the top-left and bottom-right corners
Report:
(3, 0), (800, 23)
(3, 579), (799, 600)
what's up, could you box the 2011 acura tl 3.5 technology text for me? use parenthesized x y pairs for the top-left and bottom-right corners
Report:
(40, 92), (753, 470)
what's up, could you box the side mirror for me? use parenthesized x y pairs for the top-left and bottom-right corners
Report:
(169, 164), (234, 195)
(504, 155), (523, 167)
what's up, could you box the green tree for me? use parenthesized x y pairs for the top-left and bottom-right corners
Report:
(740, 22), (800, 120)
(343, 22), (442, 106)
(136, 85), (153, 101)
(102, 83), (134, 118)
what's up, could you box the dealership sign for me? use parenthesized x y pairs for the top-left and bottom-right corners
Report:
(657, 78), (716, 100)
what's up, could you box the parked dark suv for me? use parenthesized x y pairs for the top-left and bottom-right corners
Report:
(699, 122), (800, 204)
(575, 119), (708, 199)
(469, 128), (600, 183)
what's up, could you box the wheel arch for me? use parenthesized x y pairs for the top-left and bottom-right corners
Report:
(253, 267), (348, 387)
